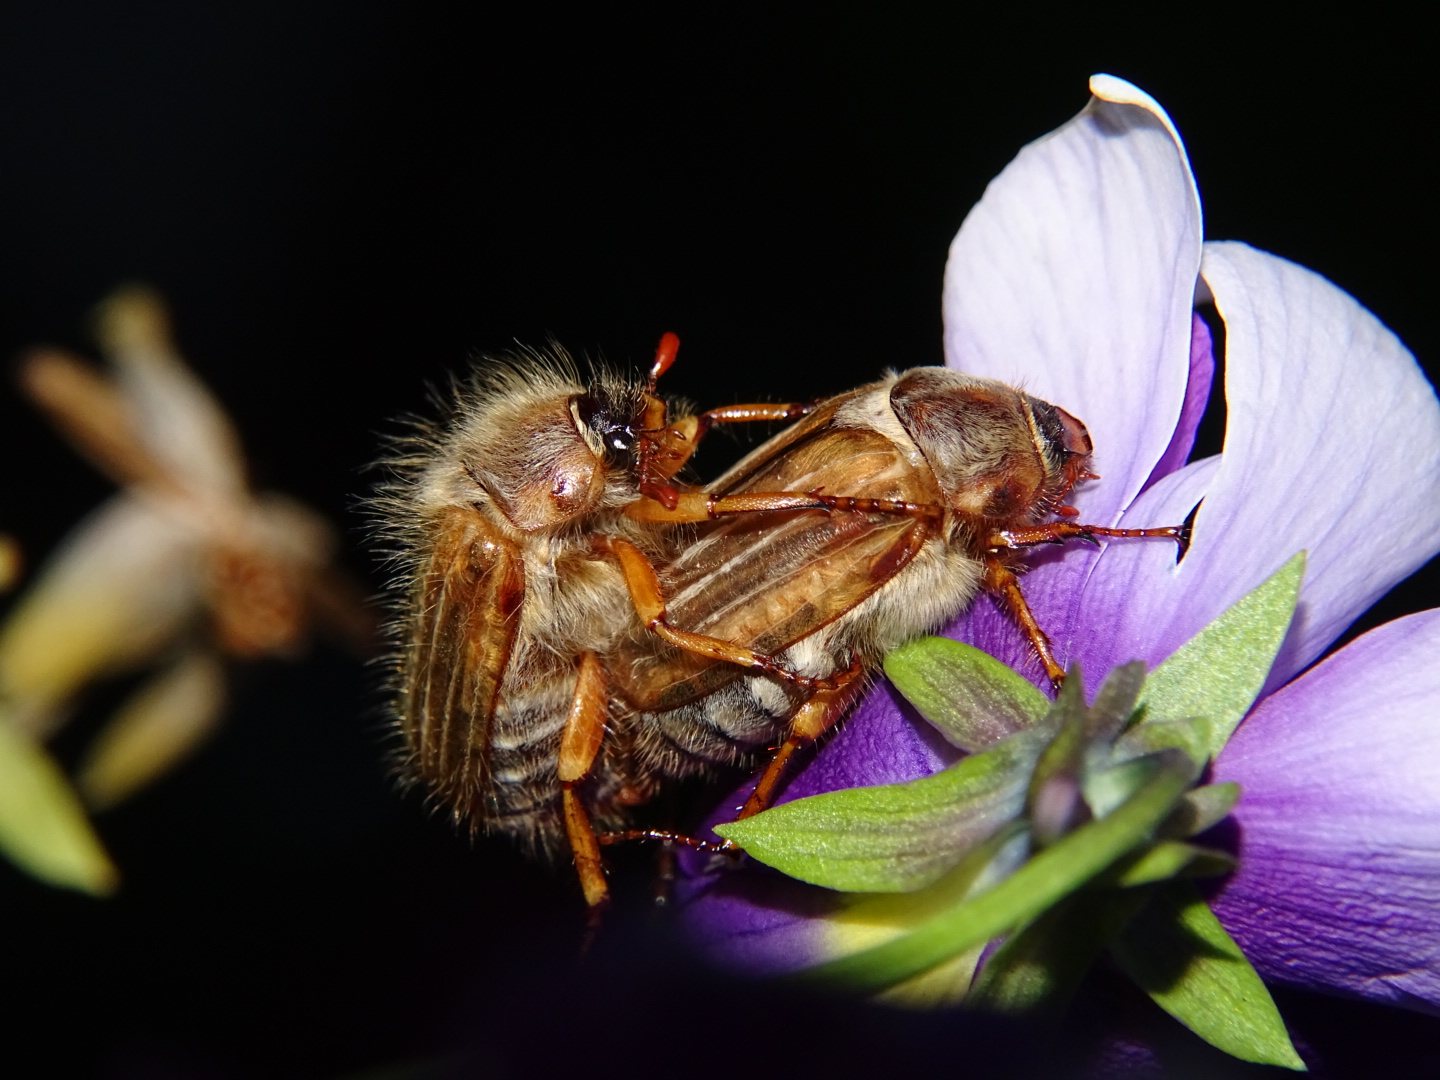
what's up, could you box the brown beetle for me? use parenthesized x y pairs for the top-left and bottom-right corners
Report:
(376, 336), (827, 909)
(602, 366), (1185, 825)
(379, 348), (1185, 913)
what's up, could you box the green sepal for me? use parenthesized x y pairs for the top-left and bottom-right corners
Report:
(1103, 841), (1236, 888)
(0, 714), (119, 896)
(1161, 782), (1241, 840)
(1082, 756), (1158, 820)
(1139, 552), (1305, 757)
(1114, 715), (1213, 770)
(884, 637), (1049, 751)
(714, 727), (1047, 892)
(1111, 881), (1306, 1070)
(1084, 661), (1146, 741)
(833, 823), (1030, 1008)
(965, 888), (1151, 1019)
(1026, 668), (1090, 846)
(797, 757), (1193, 993)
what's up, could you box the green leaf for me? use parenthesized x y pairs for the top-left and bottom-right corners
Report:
(1082, 755), (1166, 819)
(830, 824), (1030, 1008)
(884, 637), (1049, 751)
(966, 888), (1150, 1019)
(1027, 670), (1089, 847)
(1111, 882), (1305, 1070)
(0, 715), (118, 895)
(1104, 841), (1236, 887)
(796, 758), (1193, 993)
(1162, 782), (1241, 840)
(1114, 715), (1214, 769)
(1140, 552), (1304, 756)
(715, 728), (1046, 891)
(1085, 661), (1147, 740)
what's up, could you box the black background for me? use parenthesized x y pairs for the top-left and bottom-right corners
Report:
(2, 5), (1437, 1078)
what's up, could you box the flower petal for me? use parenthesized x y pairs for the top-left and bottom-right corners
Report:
(1197, 242), (1440, 684)
(76, 646), (228, 809)
(1142, 312), (1215, 492)
(1211, 609), (1440, 1011)
(0, 497), (205, 736)
(1050, 243), (1440, 687)
(942, 73), (1201, 524)
(676, 865), (841, 976)
(95, 286), (249, 504)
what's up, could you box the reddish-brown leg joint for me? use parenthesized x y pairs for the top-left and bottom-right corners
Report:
(736, 655), (865, 820)
(810, 493), (945, 519)
(558, 652), (614, 913)
(987, 521), (1187, 551)
(983, 555), (1066, 692)
(596, 828), (731, 853)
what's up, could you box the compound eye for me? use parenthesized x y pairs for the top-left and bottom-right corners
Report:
(569, 392), (637, 461)
(603, 423), (636, 456)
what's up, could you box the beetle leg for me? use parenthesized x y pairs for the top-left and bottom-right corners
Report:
(625, 488), (945, 524)
(627, 489), (829, 523)
(596, 828), (729, 852)
(558, 650), (612, 912)
(637, 331), (819, 501)
(982, 555), (1066, 692)
(678, 401), (819, 461)
(636, 414), (832, 515)
(736, 655), (866, 820)
(986, 521), (1187, 551)
(607, 537), (847, 692)
(644, 402), (824, 484)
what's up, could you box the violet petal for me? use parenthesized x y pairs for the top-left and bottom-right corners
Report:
(1211, 609), (1440, 1012)
(1141, 312), (1215, 492)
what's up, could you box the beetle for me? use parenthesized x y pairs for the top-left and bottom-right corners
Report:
(380, 347), (1186, 914)
(377, 336), (826, 910)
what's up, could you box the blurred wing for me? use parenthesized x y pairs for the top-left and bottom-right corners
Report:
(401, 507), (524, 814)
(618, 422), (940, 708)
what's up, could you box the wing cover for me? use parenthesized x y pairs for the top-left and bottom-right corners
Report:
(402, 506), (524, 811)
(616, 410), (941, 708)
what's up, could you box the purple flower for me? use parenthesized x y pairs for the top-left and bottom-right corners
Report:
(679, 75), (1440, 1014)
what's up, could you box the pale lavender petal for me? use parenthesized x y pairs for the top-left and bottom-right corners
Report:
(942, 74), (1200, 526)
(1211, 609), (1440, 1011)
(1057, 242), (1440, 687)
